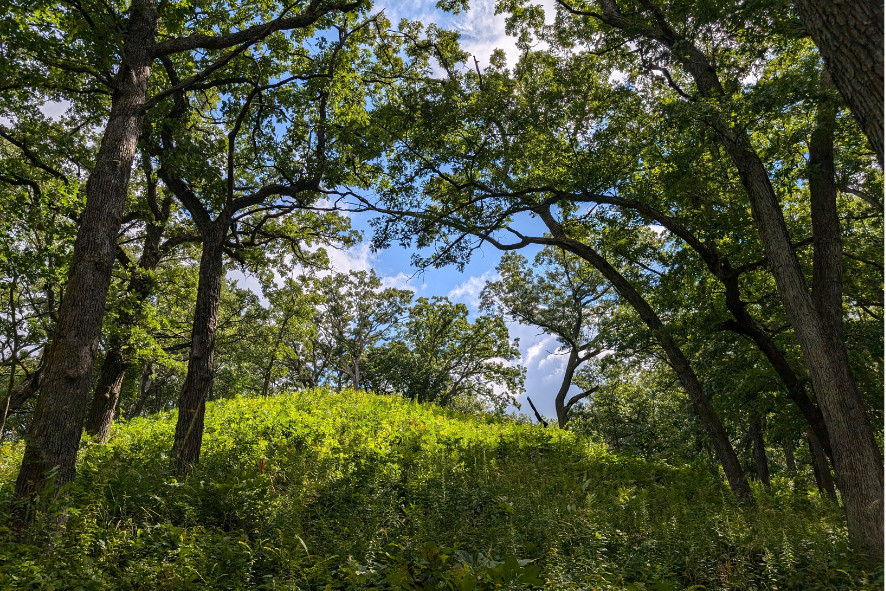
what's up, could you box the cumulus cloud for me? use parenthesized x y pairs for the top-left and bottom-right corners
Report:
(452, 0), (519, 68)
(501, 321), (578, 420)
(523, 334), (557, 367)
(377, 0), (548, 70)
(446, 270), (498, 307)
(380, 271), (420, 292)
(325, 242), (373, 274)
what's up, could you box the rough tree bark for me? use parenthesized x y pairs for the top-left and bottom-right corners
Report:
(808, 77), (843, 342)
(14, 0), (158, 499)
(13, 0), (362, 504)
(794, 0), (884, 165)
(171, 223), (226, 475)
(83, 349), (128, 443)
(538, 207), (753, 500)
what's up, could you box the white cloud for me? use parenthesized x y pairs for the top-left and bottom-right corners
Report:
(380, 271), (419, 292)
(377, 0), (542, 70)
(325, 242), (373, 274)
(453, 0), (518, 68)
(446, 270), (498, 307)
(501, 320), (581, 420)
(523, 334), (557, 366)
(537, 349), (567, 376)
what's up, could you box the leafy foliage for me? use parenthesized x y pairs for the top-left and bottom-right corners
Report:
(365, 296), (525, 412)
(0, 389), (873, 589)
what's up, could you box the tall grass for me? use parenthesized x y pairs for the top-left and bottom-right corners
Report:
(0, 389), (877, 589)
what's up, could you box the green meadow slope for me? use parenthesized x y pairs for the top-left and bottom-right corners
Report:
(0, 390), (877, 590)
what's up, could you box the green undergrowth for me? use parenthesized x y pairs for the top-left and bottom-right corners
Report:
(0, 389), (878, 590)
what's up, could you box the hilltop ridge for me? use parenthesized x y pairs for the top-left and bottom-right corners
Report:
(0, 389), (873, 590)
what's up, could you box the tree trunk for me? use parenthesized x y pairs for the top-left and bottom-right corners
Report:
(83, 347), (128, 443)
(84, 193), (167, 442)
(593, 2), (883, 558)
(794, 0), (883, 165)
(172, 224), (225, 475)
(539, 209), (753, 500)
(260, 358), (275, 397)
(584, 186), (836, 460)
(720, 273), (833, 461)
(554, 349), (581, 428)
(808, 76), (843, 342)
(750, 418), (771, 488)
(809, 430), (838, 502)
(13, 0), (157, 500)
(1, 275), (19, 444)
(724, 99), (883, 567)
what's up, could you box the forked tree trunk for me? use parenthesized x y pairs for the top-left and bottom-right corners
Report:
(554, 349), (581, 429)
(172, 224), (225, 475)
(14, 0), (157, 500)
(539, 210), (753, 501)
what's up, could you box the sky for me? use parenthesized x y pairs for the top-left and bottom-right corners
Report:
(238, 0), (576, 421)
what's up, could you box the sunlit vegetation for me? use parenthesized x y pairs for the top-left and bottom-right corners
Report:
(0, 389), (873, 590)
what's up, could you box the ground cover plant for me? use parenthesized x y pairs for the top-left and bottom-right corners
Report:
(0, 389), (877, 590)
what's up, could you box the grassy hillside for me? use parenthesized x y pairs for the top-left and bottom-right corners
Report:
(0, 390), (877, 590)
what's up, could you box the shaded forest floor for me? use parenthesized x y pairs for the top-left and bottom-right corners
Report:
(0, 389), (879, 590)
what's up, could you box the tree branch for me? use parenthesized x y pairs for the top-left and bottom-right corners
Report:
(526, 396), (548, 427)
(153, 1), (363, 56)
